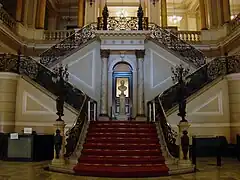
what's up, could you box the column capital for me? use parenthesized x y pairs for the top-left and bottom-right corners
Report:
(135, 50), (145, 59)
(100, 49), (110, 59)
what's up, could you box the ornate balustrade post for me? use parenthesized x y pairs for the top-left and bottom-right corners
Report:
(100, 50), (110, 120)
(51, 64), (69, 164)
(171, 64), (191, 164)
(137, 4), (144, 30)
(102, 4), (109, 30)
(135, 50), (145, 119)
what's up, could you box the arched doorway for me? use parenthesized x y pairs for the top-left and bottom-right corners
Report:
(112, 62), (133, 119)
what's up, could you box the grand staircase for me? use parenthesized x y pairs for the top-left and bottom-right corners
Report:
(73, 121), (169, 178)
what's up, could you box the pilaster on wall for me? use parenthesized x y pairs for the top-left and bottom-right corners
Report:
(0, 73), (19, 133)
(226, 74), (240, 143)
(147, 0), (160, 25)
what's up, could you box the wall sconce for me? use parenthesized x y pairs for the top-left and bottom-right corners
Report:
(89, 0), (95, 6)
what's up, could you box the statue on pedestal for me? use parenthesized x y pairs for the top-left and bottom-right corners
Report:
(181, 130), (189, 160)
(54, 129), (63, 159)
(118, 80), (127, 115)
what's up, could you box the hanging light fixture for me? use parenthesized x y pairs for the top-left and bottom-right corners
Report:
(62, 0), (72, 23)
(116, 0), (128, 18)
(168, 0), (182, 24)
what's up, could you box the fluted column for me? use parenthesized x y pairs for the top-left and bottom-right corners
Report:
(36, 0), (46, 29)
(161, 0), (167, 27)
(136, 50), (145, 116)
(199, 0), (207, 30)
(222, 0), (231, 23)
(100, 50), (110, 116)
(78, 0), (85, 28)
(16, 0), (23, 22)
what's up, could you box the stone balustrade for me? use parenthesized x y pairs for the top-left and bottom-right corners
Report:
(177, 31), (201, 42)
(43, 30), (75, 41)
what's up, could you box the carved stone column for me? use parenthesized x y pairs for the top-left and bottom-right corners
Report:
(135, 50), (145, 116)
(36, 0), (46, 29)
(222, 0), (231, 23)
(161, 0), (167, 27)
(78, 0), (85, 28)
(100, 50), (110, 117)
(199, 0), (207, 30)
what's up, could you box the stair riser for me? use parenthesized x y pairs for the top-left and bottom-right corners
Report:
(90, 125), (155, 128)
(85, 139), (159, 144)
(87, 133), (157, 138)
(83, 144), (161, 150)
(82, 151), (162, 156)
(78, 159), (165, 164)
(88, 129), (157, 133)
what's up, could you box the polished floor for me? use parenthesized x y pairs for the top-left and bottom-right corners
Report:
(0, 158), (240, 180)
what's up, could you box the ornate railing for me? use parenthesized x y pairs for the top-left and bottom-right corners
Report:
(0, 53), (96, 157)
(0, 7), (16, 31)
(229, 13), (240, 32)
(97, 17), (149, 30)
(148, 23), (206, 68)
(44, 30), (75, 41)
(177, 31), (201, 42)
(150, 55), (240, 157)
(39, 23), (98, 67)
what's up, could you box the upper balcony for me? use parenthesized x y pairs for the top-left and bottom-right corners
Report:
(0, 5), (239, 57)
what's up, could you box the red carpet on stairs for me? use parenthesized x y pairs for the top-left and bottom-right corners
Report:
(73, 121), (169, 178)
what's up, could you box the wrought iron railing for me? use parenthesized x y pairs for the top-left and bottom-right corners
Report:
(0, 7), (16, 31)
(97, 17), (149, 30)
(150, 55), (240, 158)
(39, 23), (98, 67)
(0, 53), (96, 157)
(44, 30), (75, 41)
(229, 13), (240, 33)
(148, 23), (206, 68)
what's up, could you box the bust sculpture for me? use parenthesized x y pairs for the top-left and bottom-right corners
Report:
(118, 80), (127, 96)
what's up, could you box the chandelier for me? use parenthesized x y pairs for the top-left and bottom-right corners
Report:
(231, 15), (237, 20)
(116, 9), (128, 18)
(168, 15), (182, 24)
(168, 0), (182, 24)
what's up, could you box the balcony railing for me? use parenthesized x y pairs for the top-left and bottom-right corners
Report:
(0, 7), (16, 32)
(229, 13), (240, 33)
(177, 31), (201, 42)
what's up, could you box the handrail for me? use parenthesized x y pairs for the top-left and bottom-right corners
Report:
(39, 23), (98, 67)
(229, 13), (240, 32)
(0, 53), (97, 158)
(148, 23), (206, 68)
(149, 55), (240, 157)
(0, 7), (16, 32)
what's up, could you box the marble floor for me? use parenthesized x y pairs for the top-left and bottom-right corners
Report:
(0, 158), (240, 180)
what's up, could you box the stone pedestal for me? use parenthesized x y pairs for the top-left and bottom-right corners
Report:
(116, 94), (127, 120)
(52, 120), (66, 166)
(178, 121), (191, 165)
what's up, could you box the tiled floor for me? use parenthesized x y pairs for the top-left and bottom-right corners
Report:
(0, 158), (240, 180)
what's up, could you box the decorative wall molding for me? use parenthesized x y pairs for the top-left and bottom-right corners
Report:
(170, 122), (240, 128)
(68, 49), (95, 90)
(0, 72), (19, 80)
(226, 73), (240, 81)
(189, 91), (223, 116)
(22, 91), (55, 115)
(150, 49), (175, 88)
(15, 121), (72, 128)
